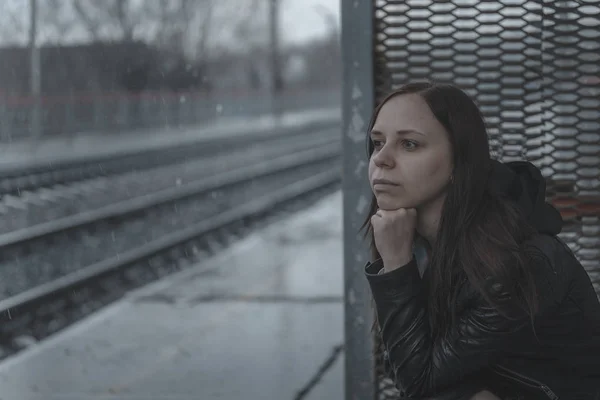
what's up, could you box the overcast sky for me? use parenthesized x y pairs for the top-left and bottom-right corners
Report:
(281, 0), (339, 43)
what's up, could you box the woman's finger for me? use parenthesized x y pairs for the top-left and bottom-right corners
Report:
(469, 390), (502, 400)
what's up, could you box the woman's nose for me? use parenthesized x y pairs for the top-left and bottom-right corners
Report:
(372, 146), (394, 169)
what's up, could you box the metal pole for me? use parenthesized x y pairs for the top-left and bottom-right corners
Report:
(269, 0), (282, 116)
(341, 0), (376, 399)
(29, 0), (41, 141)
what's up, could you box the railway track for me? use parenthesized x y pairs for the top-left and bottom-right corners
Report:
(0, 127), (339, 234)
(0, 118), (338, 197)
(0, 133), (341, 361)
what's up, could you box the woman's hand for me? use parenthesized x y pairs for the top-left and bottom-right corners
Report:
(370, 208), (417, 272)
(469, 390), (501, 400)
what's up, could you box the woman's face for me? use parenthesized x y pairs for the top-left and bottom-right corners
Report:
(368, 93), (454, 211)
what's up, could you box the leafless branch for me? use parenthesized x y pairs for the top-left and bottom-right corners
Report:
(39, 0), (78, 43)
(0, 2), (28, 43)
(71, 0), (103, 39)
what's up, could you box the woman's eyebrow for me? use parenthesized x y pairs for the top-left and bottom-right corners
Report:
(396, 129), (426, 137)
(370, 129), (426, 136)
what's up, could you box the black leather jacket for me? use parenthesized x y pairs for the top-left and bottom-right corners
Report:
(365, 161), (600, 399)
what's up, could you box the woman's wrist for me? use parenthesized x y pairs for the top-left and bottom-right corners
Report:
(382, 254), (413, 273)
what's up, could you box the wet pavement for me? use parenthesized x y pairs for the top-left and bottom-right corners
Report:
(0, 191), (345, 400)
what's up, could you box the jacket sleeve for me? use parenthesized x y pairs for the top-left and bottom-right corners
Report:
(364, 252), (565, 398)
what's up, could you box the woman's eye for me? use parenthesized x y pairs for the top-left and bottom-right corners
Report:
(372, 140), (384, 149)
(402, 140), (419, 150)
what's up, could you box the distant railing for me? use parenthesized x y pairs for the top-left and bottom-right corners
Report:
(0, 86), (341, 141)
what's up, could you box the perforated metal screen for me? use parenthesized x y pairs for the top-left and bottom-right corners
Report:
(370, 1), (599, 398)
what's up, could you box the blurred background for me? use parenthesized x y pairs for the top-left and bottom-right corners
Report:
(0, 1), (345, 399)
(0, 0), (598, 399)
(0, 0), (340, 141)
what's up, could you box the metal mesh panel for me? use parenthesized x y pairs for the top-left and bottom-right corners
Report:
(371, 1), (599, 398)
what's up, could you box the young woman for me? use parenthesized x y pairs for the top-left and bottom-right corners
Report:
(362, 82), (600, 399)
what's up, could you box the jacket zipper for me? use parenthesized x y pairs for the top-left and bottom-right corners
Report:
(493, 365), (560, 400)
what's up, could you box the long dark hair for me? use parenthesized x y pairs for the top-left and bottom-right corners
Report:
(362, 81), (539, 339)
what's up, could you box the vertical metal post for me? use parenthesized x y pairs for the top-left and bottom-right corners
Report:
(269, 0), (282, 117)
(341, 1), (376, 399)
(29, 0), (41, 141)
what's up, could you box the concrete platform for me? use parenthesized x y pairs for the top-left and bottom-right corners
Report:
(0, 191), (345, 400)
(0, 107), (340, 170)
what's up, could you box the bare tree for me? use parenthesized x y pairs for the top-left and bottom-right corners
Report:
(190, 0), (217, 60)
(71, 0), (146, 41)
(39, 0), (79, 44)
(70, 0), (216, 59)
(229, 0), (268, 53)
(0, 1), (28, 44)
(0, 0), (101, 45)
(150, 0), (212, 55)
(71, 0), (101, 39)
(0, 0), (280, 65)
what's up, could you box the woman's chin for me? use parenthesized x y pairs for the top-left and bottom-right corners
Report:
(376, 197), (414, 211)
